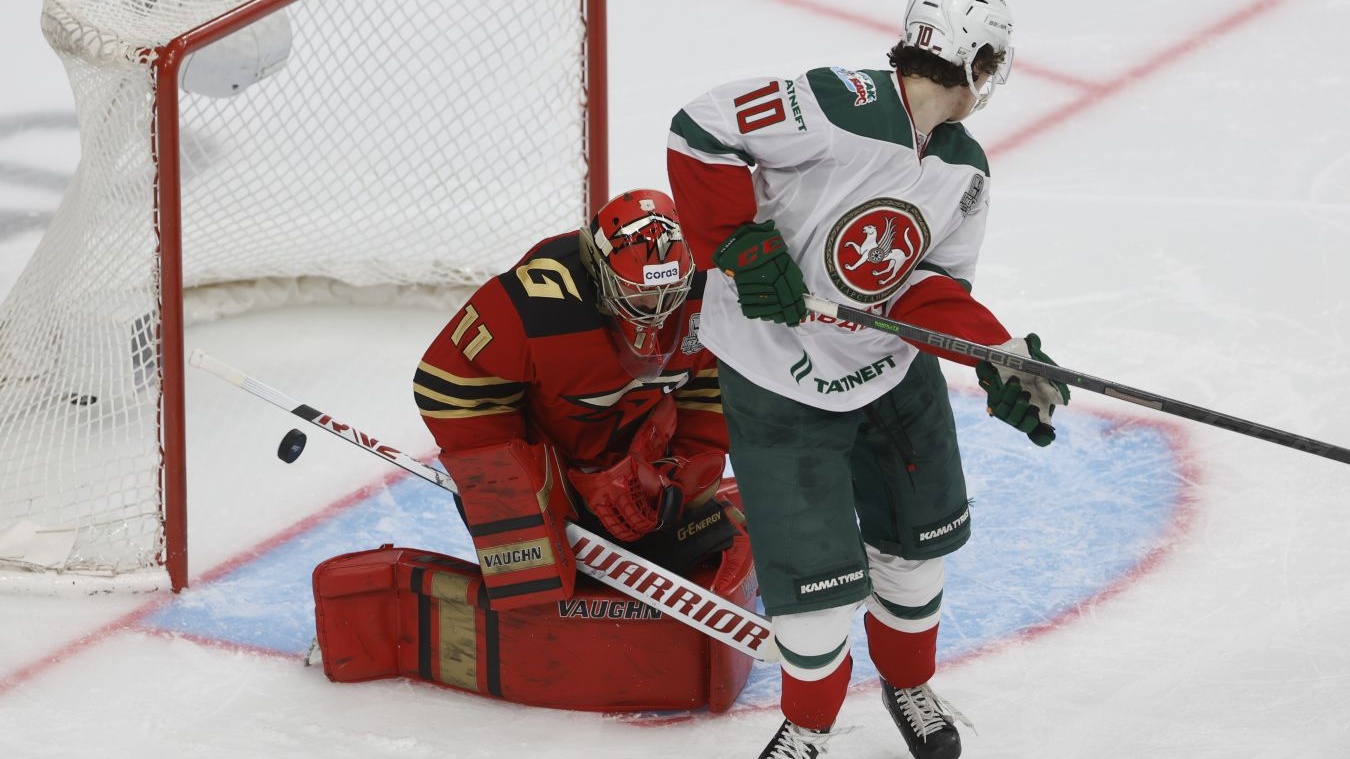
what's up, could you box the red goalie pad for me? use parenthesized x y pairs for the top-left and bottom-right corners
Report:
(311, 530), (757, 713)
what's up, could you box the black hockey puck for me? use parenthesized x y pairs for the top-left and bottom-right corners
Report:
(277, 428), (307, 463)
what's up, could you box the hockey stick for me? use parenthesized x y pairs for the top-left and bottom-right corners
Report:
(188, 349), (779, 661)
(804, 295), (1350, 466)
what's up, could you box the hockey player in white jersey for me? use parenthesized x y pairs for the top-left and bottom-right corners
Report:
(668, 1), (1069, 757)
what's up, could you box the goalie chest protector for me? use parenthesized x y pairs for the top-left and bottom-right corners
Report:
(312, 536), (757, 713)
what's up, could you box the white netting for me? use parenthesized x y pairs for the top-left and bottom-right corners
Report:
(0, 0), (593, 586)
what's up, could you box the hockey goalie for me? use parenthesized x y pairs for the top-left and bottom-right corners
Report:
(310, 190), (757, 713)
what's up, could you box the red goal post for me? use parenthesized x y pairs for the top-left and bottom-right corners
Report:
(0, 0), (608, 593)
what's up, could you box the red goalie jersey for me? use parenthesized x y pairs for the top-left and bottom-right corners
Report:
(415, 230), (726, 480)
(417, 191), (732, 614)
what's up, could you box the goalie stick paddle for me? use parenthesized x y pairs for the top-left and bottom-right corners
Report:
(188, 349), (779, 661)
(803, 295), (1350, 466)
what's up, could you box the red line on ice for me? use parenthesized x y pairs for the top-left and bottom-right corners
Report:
(0, 462), (418, 696)
(767, 0), (1296, 157)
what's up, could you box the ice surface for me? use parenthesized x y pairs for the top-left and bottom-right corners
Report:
(2, 1), (1349, 757)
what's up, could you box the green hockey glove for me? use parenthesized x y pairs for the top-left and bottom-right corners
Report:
(975, 333), (1071, 447)
(711, 220), (807, 327)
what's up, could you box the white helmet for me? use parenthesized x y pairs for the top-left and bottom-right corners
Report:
(904, 0), (1014, 113)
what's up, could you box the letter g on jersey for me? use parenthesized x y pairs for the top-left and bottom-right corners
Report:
(824, 198), (930, 304)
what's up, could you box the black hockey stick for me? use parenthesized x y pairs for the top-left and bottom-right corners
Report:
(804, 295), (1350, 466)
(189, 349), (779, 661)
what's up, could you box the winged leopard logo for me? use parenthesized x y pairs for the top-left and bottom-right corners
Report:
(824, 197), (930, 304)
(842, 217), (918, 286)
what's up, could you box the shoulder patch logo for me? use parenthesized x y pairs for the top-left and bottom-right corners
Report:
(824, 198), (930, 304)
(829, 66), (877, 106)
(960, 173), (986, 217)
(680, 313), (703, 355)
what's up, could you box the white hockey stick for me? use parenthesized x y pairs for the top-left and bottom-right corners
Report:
(189, 349), (778, 661)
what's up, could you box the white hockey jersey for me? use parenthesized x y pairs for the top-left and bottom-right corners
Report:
(668, 66), (997, 412)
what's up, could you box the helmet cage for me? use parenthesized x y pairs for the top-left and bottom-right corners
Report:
(581, 190), (695, 379)
(585, 203), (693, 332)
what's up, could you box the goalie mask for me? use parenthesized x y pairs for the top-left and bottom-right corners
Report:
(904, 0), (1015, 113)
(581, 190), (694, 381)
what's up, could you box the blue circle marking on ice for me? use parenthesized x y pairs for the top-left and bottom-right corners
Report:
(143, 390), (1191, 713)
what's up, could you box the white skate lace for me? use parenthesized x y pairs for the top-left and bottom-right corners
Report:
(764, 722), (853, 759)
(895, 684), (974, 740)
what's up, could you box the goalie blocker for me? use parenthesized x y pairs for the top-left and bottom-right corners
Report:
(311, 520), (757, 712)
(442, 438), (579, 610)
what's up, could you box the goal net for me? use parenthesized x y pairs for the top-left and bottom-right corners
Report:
(0, 0), (605, 592)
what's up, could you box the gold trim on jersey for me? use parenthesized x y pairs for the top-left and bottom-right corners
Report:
(417, 361), (517, 387)
(674, 387), (721, 398)
(414, 361), (527, 419)
(418, 406), (518, 419)
(674, 401), (724, 414)
(414, 383), (525, 408)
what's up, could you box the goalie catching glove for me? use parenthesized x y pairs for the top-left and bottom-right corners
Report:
(712, 220), (808, 327)
(567, 398), (725, 543)
(568, 457), (676, 542)
(567, 448), (725, 543)
(975, 334), (1071, 447)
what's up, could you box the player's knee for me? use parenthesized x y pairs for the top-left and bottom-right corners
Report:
(774, 603), (858, 680)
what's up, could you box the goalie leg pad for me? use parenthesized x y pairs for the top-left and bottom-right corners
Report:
(311, 540), (758, 713)
(706, 518), (757, 712)
(441, 439), (576, 610)
(310, 544), (404, 683)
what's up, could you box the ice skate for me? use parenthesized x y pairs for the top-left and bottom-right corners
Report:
(881, 680), (967, 759)
(757, 718), (833, 758)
